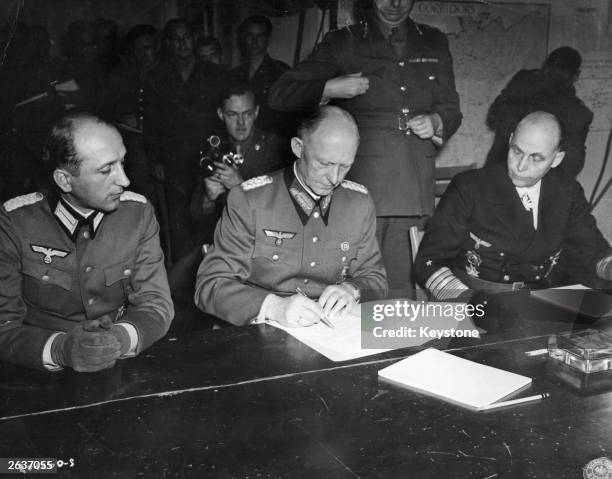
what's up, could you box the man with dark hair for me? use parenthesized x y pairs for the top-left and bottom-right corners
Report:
(269, 0), (462, 295)
(197, 36), (222, 65)
(144, 18), (222, 262)
(0, 113), (173, 372)
(415, 111), (612, 301)
(195, 106), (387, 326)
(231, 15), (290, 133)
(486, 47), (593, 177)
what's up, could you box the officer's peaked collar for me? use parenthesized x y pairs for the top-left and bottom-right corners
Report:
(54, 197), (104, 241)
(284, 165), (332, 226)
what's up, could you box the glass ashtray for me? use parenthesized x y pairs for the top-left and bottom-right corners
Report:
(548, 330), (612, 374)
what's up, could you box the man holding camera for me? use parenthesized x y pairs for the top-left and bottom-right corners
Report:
(191, 83), (288, 242)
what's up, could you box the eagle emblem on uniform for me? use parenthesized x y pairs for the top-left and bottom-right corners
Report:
(469, 232), (491, 250)
(30, 244), (70, 264)
(264, 229), (296, 246)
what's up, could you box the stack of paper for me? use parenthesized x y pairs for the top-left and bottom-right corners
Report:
(378, 348), (532, 411)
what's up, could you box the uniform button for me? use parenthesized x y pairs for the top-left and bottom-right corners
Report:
(539, 265), (544, 269)
(41, 274), (49, 282)
(310, 261), (317, 268)
(272, 254), (279, 261)
(83, 231), (90, 239)
(535, 275), (541, 280)
(123, 268), (131, 276)
(313, 211), (320, 219)
(499, 252), (505, 257)
(398, 61), (405, 66)
(139, 88), (144, 93)
(503, 275), (510, 281)
(88, 298), (96, 305)
(400, 86), (407, 92)
(341, 256), (347, 262)
(303, 278), (309, 284)
(85, 266), (93, 273)
(312, 236), (319, 243)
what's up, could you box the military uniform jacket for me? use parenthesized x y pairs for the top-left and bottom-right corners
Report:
(195, 167), (388, 326)
(0, 191), (174, 370)
(269, 17), (462, 216)
(414, 163), (611, 298)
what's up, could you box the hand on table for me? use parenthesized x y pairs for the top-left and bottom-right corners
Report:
(269, 294), (325, 328)
(319, 284), (358, 320)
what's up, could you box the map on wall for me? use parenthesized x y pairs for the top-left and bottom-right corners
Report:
(412, 2), (550, 167)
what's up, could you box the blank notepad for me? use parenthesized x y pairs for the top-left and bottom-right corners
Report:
(378, 348), (532, 411)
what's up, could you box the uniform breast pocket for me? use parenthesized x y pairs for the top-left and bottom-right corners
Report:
(252, 242), (300, 268)
(22, 260), (72, 306)
(104, 261), (135, 298)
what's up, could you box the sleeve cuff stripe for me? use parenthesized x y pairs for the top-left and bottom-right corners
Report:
(425, 266), (453, 290)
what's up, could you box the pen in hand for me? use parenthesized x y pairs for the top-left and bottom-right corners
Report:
(295, 287), (335, 329)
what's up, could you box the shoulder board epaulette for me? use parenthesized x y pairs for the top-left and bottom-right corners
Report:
(119, 191), (147, 203)
(3, 192), (44, 212)
(241, 175), (272, 191)
(341, 180), (368, 195)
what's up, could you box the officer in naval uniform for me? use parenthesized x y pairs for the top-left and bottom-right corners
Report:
(195, 106), (387, 326)
(269, 0), (461, 294)
(414, 112), (612, 301)
(0, 113), (173, 371)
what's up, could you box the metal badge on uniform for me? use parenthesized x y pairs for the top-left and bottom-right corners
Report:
(30, 244), (70, 264)
(465, 250), (482, 278)
(469, 232), (491, 250)
(254, 143), (261, 151)
(340, 241), (350, 252)
(264, 229), (296, 246)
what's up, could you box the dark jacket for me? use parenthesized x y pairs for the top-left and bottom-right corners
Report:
(269, 17), (462, 216)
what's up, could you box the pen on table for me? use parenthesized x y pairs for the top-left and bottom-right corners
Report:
(295, 287), (335, 329)
(480, 392), (550, 412)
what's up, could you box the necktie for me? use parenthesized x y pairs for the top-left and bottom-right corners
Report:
(389, 27), (405, 57)
(520, 193), (536, 229)
(520, 193), (532, 212)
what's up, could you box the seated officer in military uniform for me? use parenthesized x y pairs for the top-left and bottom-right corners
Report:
(0, 113), (174, 372)
(415, 111), (612, 301)
(195, 106), (388, 326)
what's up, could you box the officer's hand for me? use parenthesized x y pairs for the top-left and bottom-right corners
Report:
(269, 294), (324, 328)
(323, 72), (370, 100)
(51, 325), (122, 372)
(204, 177), (227, 201)
(319, 284), (357, 319)
(213, 161), (243, 189)
(83, 315), (131, 355)
(407, 114), (438, 139)
(152, 163), (165, 182)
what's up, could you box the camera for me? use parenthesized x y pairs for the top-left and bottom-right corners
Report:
(199, 135), (244, 180)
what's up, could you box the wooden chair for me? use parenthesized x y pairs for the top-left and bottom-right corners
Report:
(434, 163), (477, 205)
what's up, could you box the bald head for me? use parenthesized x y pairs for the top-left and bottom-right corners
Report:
(507, 111), (565, 188)
(292, 106), (360, 196)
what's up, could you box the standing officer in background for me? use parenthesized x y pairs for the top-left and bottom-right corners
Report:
(195, 106), (387, 327)
(269, 0), (461, 295)
(0, 113), (173, 372)
(415, 112), (612, 301)
(486, 47), (593, 178)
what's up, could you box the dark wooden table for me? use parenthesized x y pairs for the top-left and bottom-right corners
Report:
(2, 293), (612, 478)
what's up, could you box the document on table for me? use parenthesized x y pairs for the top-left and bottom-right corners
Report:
(269, 305), (389, 362)
(378, 348), (532, 411)
(268, 299), (479, 362)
